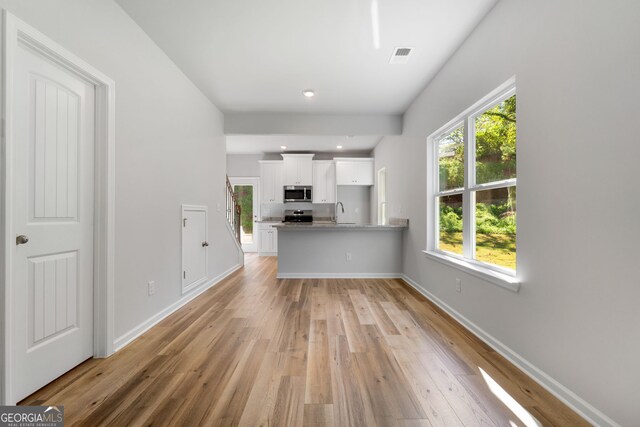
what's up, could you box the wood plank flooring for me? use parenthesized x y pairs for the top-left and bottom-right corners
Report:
(21, 254), (588, 426)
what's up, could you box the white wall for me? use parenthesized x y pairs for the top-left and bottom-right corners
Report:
(227, 154), (263, 177)
(373, 1), (640, 425)
(0, 0), (241, 341)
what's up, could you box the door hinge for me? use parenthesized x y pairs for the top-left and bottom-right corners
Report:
(183, 271), (186, 279)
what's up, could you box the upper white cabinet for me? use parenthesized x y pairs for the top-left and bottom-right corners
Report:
(312, 161), (336, 204)
(335, 158), (374, 186)
(282, 154), (314, 186)
(259, 161), (283, 203)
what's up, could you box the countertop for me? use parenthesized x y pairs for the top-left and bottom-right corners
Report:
(256, 216), (334, 224)
(272, 222), (407, 230)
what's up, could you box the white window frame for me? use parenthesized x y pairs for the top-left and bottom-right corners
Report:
(425, 78), (520, 292)
(377, 167), (387, 225)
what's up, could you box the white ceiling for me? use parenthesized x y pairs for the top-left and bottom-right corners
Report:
(226, 135), (381, 154)
(115, 0), (497, 115)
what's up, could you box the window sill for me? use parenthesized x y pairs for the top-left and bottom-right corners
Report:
(422, 250), (520, 293)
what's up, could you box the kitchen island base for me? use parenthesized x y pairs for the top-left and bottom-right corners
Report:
(275, 225), (405, 278)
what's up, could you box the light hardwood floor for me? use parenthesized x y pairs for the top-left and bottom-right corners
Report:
(21, 254), (588, 426)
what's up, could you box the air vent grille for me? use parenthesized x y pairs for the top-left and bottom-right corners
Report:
(389, 47), (413, 64)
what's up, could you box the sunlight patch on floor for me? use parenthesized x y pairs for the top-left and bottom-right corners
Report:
(479, 367), (541, 427)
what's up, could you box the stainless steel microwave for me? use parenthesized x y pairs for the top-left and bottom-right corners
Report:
(284, 186), (312, 203)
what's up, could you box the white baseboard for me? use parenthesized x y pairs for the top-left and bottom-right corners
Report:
(400, 274), (617, 427)
(277, 272), (402, 279)
(258, 252), (277, 257)
(113, 264), (242, 352)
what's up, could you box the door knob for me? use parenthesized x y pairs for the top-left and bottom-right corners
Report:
(202, 241), (209, 247)
(16, 235), (29, 245)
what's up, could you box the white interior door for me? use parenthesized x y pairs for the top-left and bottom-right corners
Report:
(229, 177), (260, 253)
(11, 39), (96, 401)
(182, 205), (208, 293)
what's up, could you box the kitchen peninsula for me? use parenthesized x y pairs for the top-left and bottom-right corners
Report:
(273, 221), (407, 278)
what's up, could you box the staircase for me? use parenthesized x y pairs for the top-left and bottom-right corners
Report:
(226, 175), (242, 245)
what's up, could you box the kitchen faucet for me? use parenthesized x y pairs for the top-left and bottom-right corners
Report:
(335, 201), (344, 222)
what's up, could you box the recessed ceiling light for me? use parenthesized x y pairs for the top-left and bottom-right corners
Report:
(336, 145), (343, 150)
(280, 145), (287, 150)
(303, 90), (315, 98)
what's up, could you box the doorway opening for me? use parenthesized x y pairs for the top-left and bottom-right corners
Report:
(228, 177), (260, 253)
(377, 167), (387, 225)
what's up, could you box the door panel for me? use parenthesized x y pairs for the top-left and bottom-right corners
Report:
(12, 41), (95, 401)
(182, 207), (208, 292)
(28, 251), (78, 345)
(32, 78), (80, 220)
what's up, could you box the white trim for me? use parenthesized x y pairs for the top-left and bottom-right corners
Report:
(114, 263), (242, 352)
(377, 167), (387, 225)
(0, 11), (116, 404)
(468, 178), (517, 193)
(399, 274), (619, 427)
(228, 176), (260, 253)
(277, 272), (402, 279)
(423, 250), (519, 292)
(427, 77), (517, 286)
(332, 157), (373, 162)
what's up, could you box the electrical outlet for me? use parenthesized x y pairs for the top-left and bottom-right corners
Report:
(455, 278), (461, 293)
(346, 252), (352, 262)
(148, 281), (156, 296)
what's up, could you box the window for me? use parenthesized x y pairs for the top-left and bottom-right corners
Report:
(427, 80), (517, 279)
(377, 168), (387, 225)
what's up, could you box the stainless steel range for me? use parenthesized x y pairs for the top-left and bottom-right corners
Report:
(283, 209), (313, 223)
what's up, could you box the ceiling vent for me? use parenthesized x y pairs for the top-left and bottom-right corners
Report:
(389, 47), (413, 64)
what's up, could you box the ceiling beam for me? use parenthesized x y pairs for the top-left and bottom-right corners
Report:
(224, 113), (402, 136)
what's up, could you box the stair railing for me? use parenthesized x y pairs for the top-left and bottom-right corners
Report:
(226, 175), (242, 244)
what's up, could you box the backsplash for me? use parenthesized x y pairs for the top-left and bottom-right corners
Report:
(336, 186), (371, 224)
(261, 202), (334, 219)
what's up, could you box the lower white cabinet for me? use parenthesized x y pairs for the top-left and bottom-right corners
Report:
(258, 223), (278, 255)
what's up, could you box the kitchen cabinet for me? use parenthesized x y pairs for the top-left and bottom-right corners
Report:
(312, 161), (336, 203)
(282, 154), (314, 186)
(258, 223), (278, 255)
(259, 161), (283, 203)
(335, 158), (374, 186)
